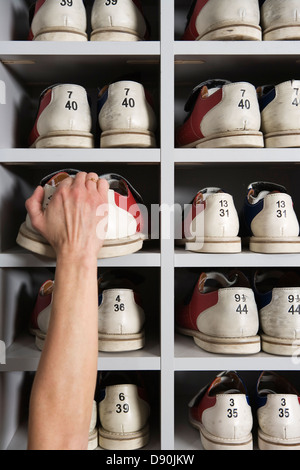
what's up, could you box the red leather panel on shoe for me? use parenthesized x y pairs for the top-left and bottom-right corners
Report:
(35, 0), (47, 15)
(190, 394), (217, 423)
(176, 88), (223, 147)
(114, 187), (144, 233)
(177, 290), (219, 331)
(182, 0), (210, 40)
(29, 88), (52, 147)
(31, 291), (52, 330)
(182, 195), (206, 240)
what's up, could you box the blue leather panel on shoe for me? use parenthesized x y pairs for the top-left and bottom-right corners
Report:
(97, 88), (108, 113)
(255, 290), (272, 310)
(242, 197), (264, 235)
(258, 86), (276, 111)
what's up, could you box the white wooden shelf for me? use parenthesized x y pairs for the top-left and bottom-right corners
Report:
(0, 149), (161, 164)
(0, 333), (161, 372)
(0, 247), (161, 268)
(174, 334), (300, 372)
(175, 248), (300, 268)
(174, 40), (300, 56)
(174, 148), (300, 164)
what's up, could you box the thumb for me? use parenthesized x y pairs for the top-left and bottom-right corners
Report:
(25, 186), (45, 234)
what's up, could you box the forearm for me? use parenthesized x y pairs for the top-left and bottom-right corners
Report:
(28, 254), (99, 450)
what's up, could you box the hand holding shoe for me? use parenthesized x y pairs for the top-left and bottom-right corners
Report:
(25, 171), (109, 261)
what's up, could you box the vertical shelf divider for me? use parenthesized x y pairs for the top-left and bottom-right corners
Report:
(160, 0), (175, 450)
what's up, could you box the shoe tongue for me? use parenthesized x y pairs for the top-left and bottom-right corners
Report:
(40, 280), (54, 296)
(247, 181), (287, 203)
(193, 187), (223, 204)
(199, 270), (250, 293)
(100, 173), (143, 203)
(184, 79), (230, 112)
(198, 272), (238, 293)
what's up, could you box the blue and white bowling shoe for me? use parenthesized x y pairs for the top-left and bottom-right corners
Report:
(253, 270), (300, 355)
(256, 371), (300, 450)
(260, 0), (300, 40)
(242, 181), (300, 253)
(257, 80), (300, 148)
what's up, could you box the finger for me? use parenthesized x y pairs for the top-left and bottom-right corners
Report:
(25, 186), (45, 232)
(97, 178), (109, 202)
(57, 174), (77, 189)
(86, 172), (99, 190)
(72, 172), (87, 188)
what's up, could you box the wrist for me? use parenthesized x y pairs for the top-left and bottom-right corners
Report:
(56, 249), (98, 271)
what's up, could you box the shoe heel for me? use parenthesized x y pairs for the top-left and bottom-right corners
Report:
(200, 24), (262, 41)
(264, 130), (300, 148)
(91, 28), (142, 41)
(100, 129), (156, 148)
(195, 131), (264, 149)
(98, 424), (149, 450)
(34, 132), (94, 149)
(250, 236), (300, 253)
(34, 28), (87, 41)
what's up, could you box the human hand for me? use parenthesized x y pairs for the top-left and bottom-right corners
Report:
(25, 172), (109, 261)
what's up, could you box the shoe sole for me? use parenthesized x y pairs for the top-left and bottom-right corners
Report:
(34, 27), (87, 41)
(263, 25), (300, 41)
(189, 415), (253, 450)
(100, 129), (156, 148)
(185, 236), (242, 253)
(198, 24), (262, 41)
(180, 130), (264, 149)
(264, 130), (300, 148)
(31, 131), (94, 149)
(176, 326), (261, 355)
(16, 223), (143, 259)
(88, 429), (98, 451)
(258, 428), (300, 450)
(98, 330), (145, 352)
(98, 424), (149, 450)
(250, 236), (300, 253)
(261, 333), (300, 356)
(91, 27), (143, 41)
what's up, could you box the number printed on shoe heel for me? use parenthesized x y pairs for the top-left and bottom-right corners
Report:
(122, 88), (136, 109)
(65, 91), (78, 111)
(238, 89), (251, 110)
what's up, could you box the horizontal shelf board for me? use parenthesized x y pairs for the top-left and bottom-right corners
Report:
(0, 247), (161, 268)
(175, 40), (300, 56)
(0, 148), (161, 163)
(174, 148), (300, 164)
(174, 335), (300, 371)
(0, 334), (161, 372)
(175, 248), (300, 267)
(0, 41), (160, 57)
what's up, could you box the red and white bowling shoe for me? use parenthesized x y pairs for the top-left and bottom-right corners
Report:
(176, 270), (260, 354)
(16, 170), (146, 259)
(182, 0), (261, 41)
(91, 0), (150, 41)
(28, 0), (88, 41)
(29, 84), (94, 149)
(176, 79), (263, 148)
(180, 186), (241, 253)
(189, 371), (254, 450)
